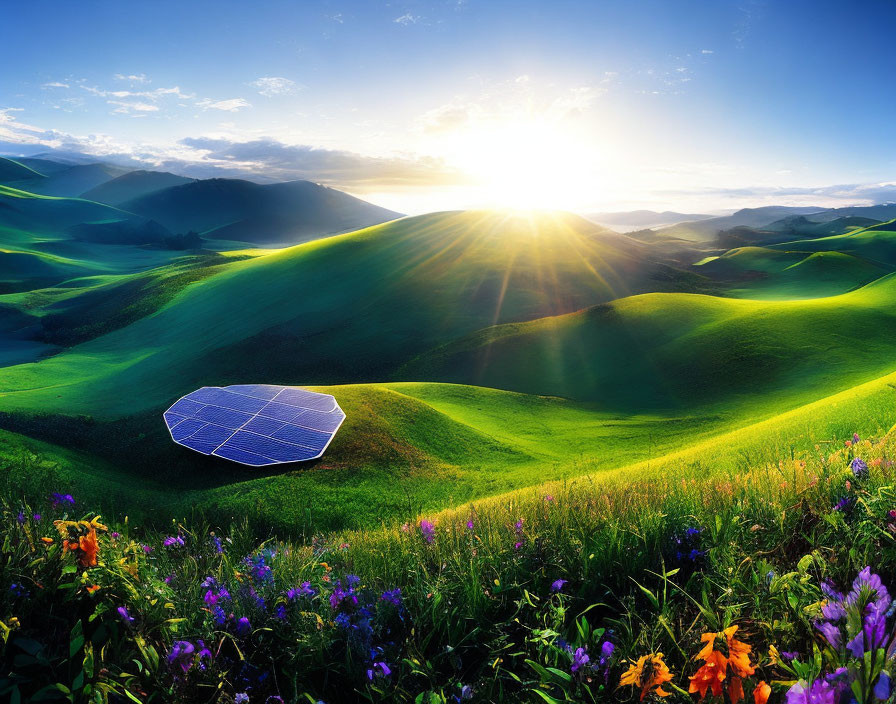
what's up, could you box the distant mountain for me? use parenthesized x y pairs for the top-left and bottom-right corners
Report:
(656, 206), (826, 241)
(0, 156), (47, 184)
(588, 209), (715, 231)
(0, 156), (130, 198)
(80, 170), (195, 206)
(763, 215), (881, 237)
(802, 204), (896, 223)
(121, 178), (402, 244)
(0, 185), (136, 234)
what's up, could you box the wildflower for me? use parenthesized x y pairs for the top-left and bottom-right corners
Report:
(465, 518), (474, 531)
(110, 531), (120, 539)
(853, 433), (861, 444)
(142, 544), (153, 554)
(117, 606), (135, 625)
(168, 640), (195, 675)
(40, 537), (54, 544)
(544, 495), (554, 502)
(381, 588), (402, 606)
(367, 661), (391, 680)
(458, 684), (474, 700)
(514, 518), (524, 534)
(235, 695), (249, 704)
(786, 679), (837, 704)
(212, 606), (227, 627)
(16, 511), (25, 524)
(163, 535), (185, 548)
(619, 653), (674, 701)
(50, 493), (74, 509)
(9, 583), (28, 598)
(571, 647), (590, 673)
(235, 616), (251, 637)
(33, 514), (41, 522)
(77, 528), (100, 567)
(753, 681), (771, 704)
(86, 584), (100, 594)
(875, 671), (891, 701)
(420, 519), (435, 544)
(287, 581), (316, 599)
(551, 579), (567, 592)
(514, 541), (523, 550)
(851, 458), (869, 479)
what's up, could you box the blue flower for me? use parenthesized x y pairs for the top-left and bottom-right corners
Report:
(381, 588), (402, 606)
(117, 606), (135, 625)
(874, 671), (891, 700)
(235, 693), (250, 704)
(551, 579), (567, 592)
(851, 457), (869, 479)
(235, 616), (251, 637)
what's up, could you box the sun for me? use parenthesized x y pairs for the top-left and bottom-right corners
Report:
(442, 117), (605, 211)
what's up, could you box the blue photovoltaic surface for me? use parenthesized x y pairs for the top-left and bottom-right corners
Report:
(163, 384), (346, 466)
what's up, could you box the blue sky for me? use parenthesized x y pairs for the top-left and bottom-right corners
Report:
(2, 0), (895, 213)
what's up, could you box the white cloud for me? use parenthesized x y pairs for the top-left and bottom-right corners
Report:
(250, 77), (299, 97)
(42, 81), (70, 89)
(197, 98), (252, 112)
(114, 73), (149, 83)
(701, 49), (714, 54)
(108, 100), (160, 114)
(393, 13), (420, 25)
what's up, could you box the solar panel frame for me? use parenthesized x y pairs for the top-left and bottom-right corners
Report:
(163, 385), (346, 466)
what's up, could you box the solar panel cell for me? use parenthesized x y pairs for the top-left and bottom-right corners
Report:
(164, 384), (344, 466)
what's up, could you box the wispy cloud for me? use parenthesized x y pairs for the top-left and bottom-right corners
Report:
(250, 77), (299, 97)
(108, 100), (160, 114)
(177, 136), (469, 188)
(393, 13), (421, 26)
(196, 98), (252, 112)
(42, 81), (70, 89)
(114, 73), (149, 83)
(701, 49), (714, 54)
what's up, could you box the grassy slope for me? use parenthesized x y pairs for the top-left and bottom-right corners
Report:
(694, 246), (890, 299)
(401, 273), (896, 415)
(0, 210), (700, 416)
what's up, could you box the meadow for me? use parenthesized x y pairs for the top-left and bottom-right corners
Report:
(3, 161), (896, 702)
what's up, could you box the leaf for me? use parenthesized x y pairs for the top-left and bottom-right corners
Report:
(630, 578), (660, 610)
(531, 688), (565, 704)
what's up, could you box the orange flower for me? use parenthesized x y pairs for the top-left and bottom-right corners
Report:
(78, 528), (99, 567)
(619, 653), (674, 701)
(40, 537), (54, 544)
(86, 584), (100, 594)
(723, 626), (755, 677)
(727, 676), (745, 704)
(689, 650), (727, 699)
(754, 680), (771, 704)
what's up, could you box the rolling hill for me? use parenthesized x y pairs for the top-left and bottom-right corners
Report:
(587, 209), (715, 231)
(120, 178), (402, 243)
(400, 273), (896, 414)
(80, 170), (195, 205)
(0, 156), (47, 184)
(0, 185), (137, 234)
(0, 210), (709, 416)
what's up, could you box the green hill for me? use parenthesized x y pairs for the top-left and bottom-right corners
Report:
(694, 245), (889, 299)
(0, 185), (137, 234)
(400, 274), (896, 414)
(0, 156), (47, 184)
(0, 210), (705, 416)
(80, 170), (196, 206)
(121, 178), (402, 244)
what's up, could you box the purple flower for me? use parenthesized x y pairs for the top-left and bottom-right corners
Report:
(367, 661), (391, 680)
(287, 581), (316, 600)
(847, 567), (891, 611)
(117, 606), (135, 625)
(163, 535), (185, 548)
(786, 679), (837, 704)
(381, 588), (402, 606)
(851, 458), (869, 479)
(514, 541), (523, 550)
(32, 514), (41, 522)
(168, 640), (195, 675)
(235, 616), (251, 637)
(600, 640), (615, 662)
(210, 535), (224, 553)
(50, 493), (74, 509)
(551, 579), (567, 592)
(419, 520), (435, 544)
(275, 604), (287, 620)
(571, 647), (590, 673)
(853, 433), (861, 444)
(514, 518), (524, 534)
(846, 601), (888, 657)
(781, 650), (799, 661)
(235, 694), (249, 704)
(815, 620), (841, 650)
(142, 544), (153, 554)
(16, 511), (25, 524)
(466, 518), (474, 531)
(459, 684), (474, 700)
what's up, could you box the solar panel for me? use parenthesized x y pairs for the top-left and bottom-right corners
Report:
(163, 384), (346, 466)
